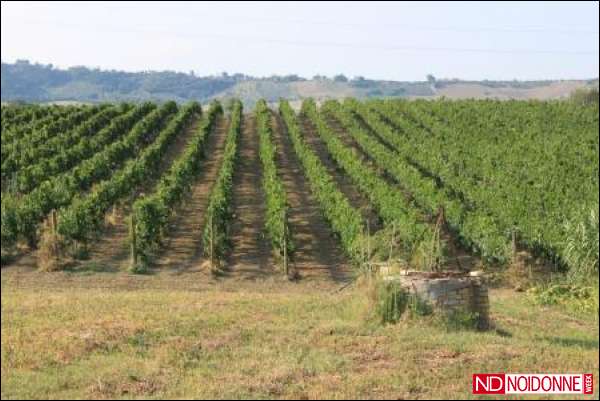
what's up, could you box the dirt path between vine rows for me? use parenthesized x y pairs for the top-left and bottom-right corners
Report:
(271, 111), (352, 283)
(298, 114), (382, 233)
(76, 113), (204, 272)
(224, 115), (273, 279)
(154, 115), (229, 273)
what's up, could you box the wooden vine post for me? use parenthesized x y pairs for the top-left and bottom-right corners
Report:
(130, 214), (138, 267)
(365, 218), (372, 274)
(388, 222), (396, 265)
(367, 219), (371, 264)
(511, 229), (518, 266)
(431, 206), (445, 272)
(10, 172), (17, 194)
(282, 209), (288, 276)
(50, 209), (59, 265)
(208, 214), (215, 270)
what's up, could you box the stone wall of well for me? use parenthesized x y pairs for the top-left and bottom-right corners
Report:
(384, 271), (490, 330)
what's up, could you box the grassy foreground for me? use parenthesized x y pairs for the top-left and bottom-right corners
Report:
(1, 272), (598, 400)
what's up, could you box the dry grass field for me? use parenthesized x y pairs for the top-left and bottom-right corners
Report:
(1, 266), (599, 400)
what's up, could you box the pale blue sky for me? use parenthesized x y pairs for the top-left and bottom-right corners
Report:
(1, 1), (598, 81)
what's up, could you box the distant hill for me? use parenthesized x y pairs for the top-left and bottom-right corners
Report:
(1, 60), (597, 107)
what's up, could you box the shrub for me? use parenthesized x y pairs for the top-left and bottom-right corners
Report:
(407, 293), (433, 317)
(527, 283), (599, 316)
(129, 263), (149, 275)
(570, 87), (599, 106)
(373, 281), (409, 324)
(563, 208), (599, 281)
(438, 310), (481, 331)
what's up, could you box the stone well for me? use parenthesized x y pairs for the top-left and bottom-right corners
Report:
(383, 270), (490, 330)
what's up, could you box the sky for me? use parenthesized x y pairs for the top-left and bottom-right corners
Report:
(1, 1), (598, 81)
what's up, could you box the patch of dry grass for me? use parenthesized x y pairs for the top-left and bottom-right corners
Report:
(1, 273), (598, 399)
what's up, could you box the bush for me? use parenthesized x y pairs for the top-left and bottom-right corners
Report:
(407, 293), (433, 317)
(527, 283), (598, 316)
(563, 208), (599, 281)
(570, 88), (599, 106)
(374, 281), (409, 324)
(0, 252), (14, 266)
(438, 310), (481, 331)
(129, 263), (149, 275)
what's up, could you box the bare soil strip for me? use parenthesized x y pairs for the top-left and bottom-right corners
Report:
(271, 112), (352, 283)
(298, 114), (383, 233)
(225, 115), (273, 278)
(153, 115), (229, 273)
(79, 115), (204, 272)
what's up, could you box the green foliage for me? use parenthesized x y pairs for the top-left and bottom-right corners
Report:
(366, 98), (598, 269)
(57, 102), (200, 246)
(2, 105), (83, 151)
(438, 310), (480, 332)
(372, 280), (477, 330)
(202, 100), (243, 263)
(132, 101), (222, 264)
(12, 104), (133, 193)
(255, 99), (293, 268)
(570, 87), (599, 106)
(344, 98), (511, 263)
(527, 283), (598, 316)
(1, 194), (19, 248)
(413, 233), (446, 272)
(2, 105), (105, 176)
(407, 293), (433, 317)
(374, 280), (410, 324)
(0, 103), (165, 250)
(2, 104), (56, 135)
(306, 99), (435, 257)
(279, 100), (364, 262)
(0, 252), (14, 266)
(333, 74), (348, 83)
(2, 97), (597, 279)
(563, 208), (599, 281)
(129, 263), (149, 275)
(1, 61), (238, 103)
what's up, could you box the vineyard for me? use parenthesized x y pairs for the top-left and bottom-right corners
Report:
(1, 98), (598, 279)
(2, 97), (599, 399)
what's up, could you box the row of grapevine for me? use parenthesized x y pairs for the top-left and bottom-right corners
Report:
(303, 99), (434, 256)
(409, 99), (598, 206)
(255, 99), (293, 271)
(396, 99), (598, 267)
(132, 101), (223, 265)
(202, 100), (243, 266)
(56, 102), (201, 246)
(2, 106), (107, 175)
(1, 105), (57, 136)
(278, 100), (364, 261)
(369, 99), (594, 267)
(12, 104), (153, 194)
(5, 105), (130, 191)
(1, 102), (172, 249)
(335, 99), (510, 262)
(1, 105), (80, 146)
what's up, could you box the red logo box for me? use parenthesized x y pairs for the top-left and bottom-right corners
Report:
(473, 374), (506, 395)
